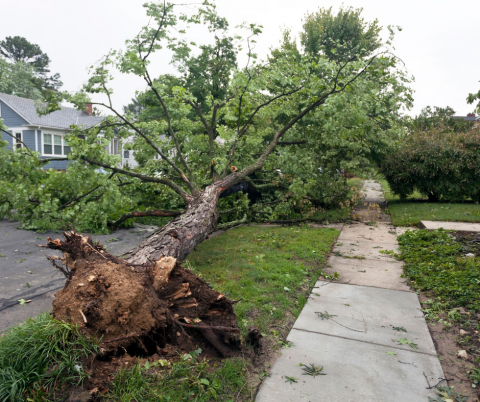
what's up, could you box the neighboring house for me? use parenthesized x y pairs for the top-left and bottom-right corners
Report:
(454, 112), (479, 122)
(0, 93), (137, 169)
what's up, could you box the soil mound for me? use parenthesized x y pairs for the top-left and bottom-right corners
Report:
(46, 231), (238, 356)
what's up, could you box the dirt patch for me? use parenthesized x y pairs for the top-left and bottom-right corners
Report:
(453, 231), (480, 256)
(420, 297), (479, 401)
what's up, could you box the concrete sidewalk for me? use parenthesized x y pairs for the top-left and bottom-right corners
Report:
(256, 180), (444, 402)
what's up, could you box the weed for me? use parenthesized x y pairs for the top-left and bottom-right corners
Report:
(398, 229), (480, 312)
(428, 385), (467, 402)
(284, 376), (298, 384)
(468, 368), (480, 388)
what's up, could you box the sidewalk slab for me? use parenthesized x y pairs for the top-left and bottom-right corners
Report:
(257, 181), (443, 402)
(420, 220), (480, 232)
(321, 256), (410, 291)
(296, 283), (434, 355)
(338, 223), (397, 244)
(256, 329), (443, 402)
(333, 240), (399, 261)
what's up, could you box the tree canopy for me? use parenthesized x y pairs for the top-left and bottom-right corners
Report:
(0, 2), (412, 234)
(0, 36), (62, 99)
(407, 105), (475, 134)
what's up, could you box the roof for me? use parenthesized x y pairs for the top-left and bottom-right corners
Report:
(453, 115), (479, 122)
(0, 92), (104, 129)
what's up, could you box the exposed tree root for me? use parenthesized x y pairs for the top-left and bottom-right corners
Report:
(46, 231), (239, 357)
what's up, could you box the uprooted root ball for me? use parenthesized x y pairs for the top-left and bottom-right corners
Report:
(46, 231), (239, 357)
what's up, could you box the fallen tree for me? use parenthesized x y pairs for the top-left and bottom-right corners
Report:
(2, 2), (412, 355)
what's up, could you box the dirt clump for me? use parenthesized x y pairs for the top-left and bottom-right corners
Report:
(46, 231), (239, 356)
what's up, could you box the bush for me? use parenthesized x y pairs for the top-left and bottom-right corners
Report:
(381, 125), (480, 202)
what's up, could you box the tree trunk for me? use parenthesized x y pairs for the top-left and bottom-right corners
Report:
(124, 183), (221, 264)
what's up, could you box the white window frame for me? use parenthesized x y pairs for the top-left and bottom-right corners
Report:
(14, 131), (23, 149)
(41, 132), (70, 157)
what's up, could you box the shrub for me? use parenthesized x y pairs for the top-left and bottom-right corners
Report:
(381, 125), (480, 202)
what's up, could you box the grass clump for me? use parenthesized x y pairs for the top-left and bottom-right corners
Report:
(187, 225), (339, 336)
(380, 180), (480, 227)
(108, 353), (247, 402)
(0, 312), (98, 401)
(398, 229), (480, 311)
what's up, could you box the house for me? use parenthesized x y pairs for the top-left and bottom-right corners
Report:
(0, 92), (137, 169)
(454, 112), (479, 122)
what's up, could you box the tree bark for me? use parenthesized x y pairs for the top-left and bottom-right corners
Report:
(125, 182), (223, 264)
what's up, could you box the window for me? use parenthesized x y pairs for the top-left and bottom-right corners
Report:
(54, 135), (62, 155)
(44, 134), (52, 154)
(15, 132), (22, 149)
(43, 133), (70, 156)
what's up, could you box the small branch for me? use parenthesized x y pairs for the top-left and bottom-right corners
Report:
(0, 128), (35, 157)
(315, 311), (367, 333)
(58, 185), (102, 210)
(217, 214), (247, 230)
(80, 157), (192, 203)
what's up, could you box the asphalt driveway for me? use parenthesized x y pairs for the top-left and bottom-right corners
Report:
(0, 219), (158, 332)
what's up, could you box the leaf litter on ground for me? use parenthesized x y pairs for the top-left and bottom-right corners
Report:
(396, 337), (418, 350)
(284, 376), (298, 384)
(300, 363), (326, 377)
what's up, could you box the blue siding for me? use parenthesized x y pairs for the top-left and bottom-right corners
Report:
(23, 130), (36, 151)
(39, 157), (69, 170)
(37, 130), (41, 152)
(1, 129), (13, 149)
(0, 101), (29, 126)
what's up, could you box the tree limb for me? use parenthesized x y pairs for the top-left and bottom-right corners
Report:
(80, 157), (192, 203)
(58, 185), (102, 211)
(0, 128), (35, 157)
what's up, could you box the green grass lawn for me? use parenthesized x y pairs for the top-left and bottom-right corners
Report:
(380, 180), (480, 227)
(188, 225), (339, 335)
(0, 225), (338, 401)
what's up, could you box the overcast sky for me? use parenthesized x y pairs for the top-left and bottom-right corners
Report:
(2, 0), (479, 116)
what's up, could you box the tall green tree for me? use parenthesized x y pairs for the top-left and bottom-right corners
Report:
(0, 36), (62, 95)
(407, 105), (474, 133)
(0, 57), (43, 99)
(301, 6), (382, 62)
